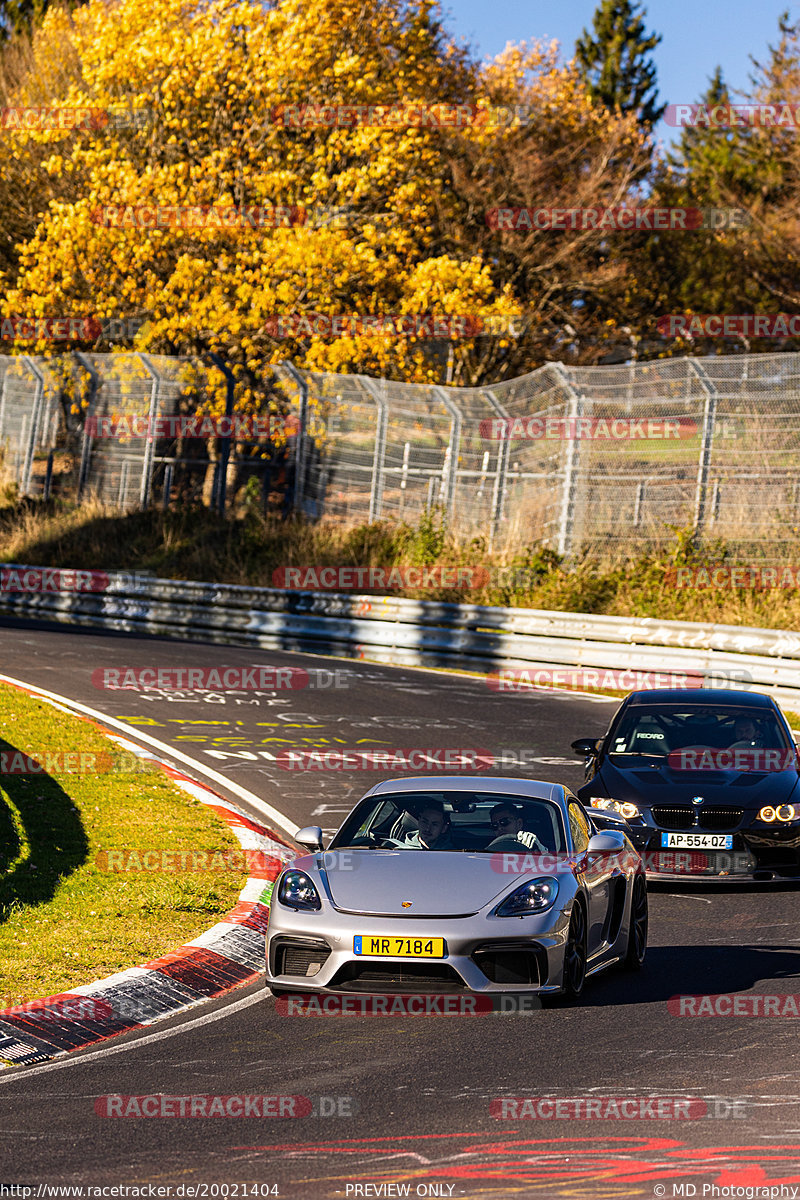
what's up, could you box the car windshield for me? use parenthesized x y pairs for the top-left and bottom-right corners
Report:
(328, 791), (567, 853)
(608, 704), (791, 758)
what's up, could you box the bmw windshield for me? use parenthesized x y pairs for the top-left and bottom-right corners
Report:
(608, 704), (792, 760)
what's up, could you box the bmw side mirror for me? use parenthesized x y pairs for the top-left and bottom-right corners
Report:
(295, 825), (324, 852)
(587, 830), (625, 855)
(572, 738), (600, 757)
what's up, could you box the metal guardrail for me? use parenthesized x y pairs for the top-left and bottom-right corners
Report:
(1, 566), (800, 710)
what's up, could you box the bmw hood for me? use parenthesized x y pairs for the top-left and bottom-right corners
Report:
(600, 756), (800, 809)
(311, 850), (567, 917)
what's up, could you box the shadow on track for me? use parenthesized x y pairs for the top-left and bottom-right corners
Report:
(583, 942), (800, 1006)
(0, 739), (88, 921)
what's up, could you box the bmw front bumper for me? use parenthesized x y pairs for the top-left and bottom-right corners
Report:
(624, 814), (800, 880)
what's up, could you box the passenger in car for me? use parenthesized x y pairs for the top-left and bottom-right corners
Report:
(488, 803), (543, 850)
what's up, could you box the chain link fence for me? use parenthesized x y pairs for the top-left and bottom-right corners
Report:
(1, 350), (798, 554)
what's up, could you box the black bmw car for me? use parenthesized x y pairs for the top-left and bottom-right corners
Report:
(571, 688), (800, 881)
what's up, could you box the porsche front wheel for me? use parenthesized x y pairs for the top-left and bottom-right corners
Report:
(623, 876), (648, 970)
(561, 899), (588, 1000)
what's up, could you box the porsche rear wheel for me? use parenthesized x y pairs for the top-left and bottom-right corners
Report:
(623, 876), (648, 970)
(561, 899), (588, 1000)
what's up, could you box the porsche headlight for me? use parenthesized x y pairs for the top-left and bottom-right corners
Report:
(590, 797), (640, 820)
(495, 876), (559, 917)
(277, 870), (321, 911)
(759, 804), (798, 823)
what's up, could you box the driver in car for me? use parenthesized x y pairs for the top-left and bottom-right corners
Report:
(403, 801), (455, 850)
(728, 716), (763, 749)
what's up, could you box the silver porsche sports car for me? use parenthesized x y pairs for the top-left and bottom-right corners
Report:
(265, 777), (648, 1001)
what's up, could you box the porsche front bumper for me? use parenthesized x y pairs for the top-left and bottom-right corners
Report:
(265, 905), (573, 995)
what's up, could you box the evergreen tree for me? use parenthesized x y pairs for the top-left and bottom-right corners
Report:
(575, 0), (665, 129)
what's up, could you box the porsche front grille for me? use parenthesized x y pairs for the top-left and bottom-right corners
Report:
(273, 938), (332, 977)
(329, 962), (466, 992)
(472, 943), (546, 986)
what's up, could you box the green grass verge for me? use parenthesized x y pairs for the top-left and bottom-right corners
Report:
(0, 683), (247, 1006)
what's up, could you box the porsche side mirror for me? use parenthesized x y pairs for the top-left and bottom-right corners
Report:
(587, 830), (626, 855)
(572, 738), (600, 756)
(295, 825), (324, 852)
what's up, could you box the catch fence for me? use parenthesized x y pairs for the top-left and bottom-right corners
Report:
(1, 351), (798, 554)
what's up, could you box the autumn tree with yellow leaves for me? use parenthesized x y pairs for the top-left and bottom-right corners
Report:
(2, 0), (655, 390)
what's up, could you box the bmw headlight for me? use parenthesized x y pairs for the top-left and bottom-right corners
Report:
(590, 796), (640, 820)
(495, 876), (559, 917)
(758, 804), (798, 823)
(277, 870), (322, 911)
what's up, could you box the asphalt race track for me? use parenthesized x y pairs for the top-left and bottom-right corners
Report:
(2, 619), (800, 1198)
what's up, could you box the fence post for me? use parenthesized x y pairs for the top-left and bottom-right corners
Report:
(137, 354), (160, 508)
(209, 352), (235, 516)
(434, 386), (461, 517)
(363, 378), (389, 522)
(43, 450), (54, 501)
(118, 460), (130, 509)
(551, 363), (584, 558)
(283, 362), (309, 515)
(162, 463), (174, 511)
(633, 480), (644, 526)
(688, 360), (718, 535)
(400, 441), (410, 494)
(482, 388), (511, 550)
(74, 352), (99, 499)
(21, 357), (45, 496)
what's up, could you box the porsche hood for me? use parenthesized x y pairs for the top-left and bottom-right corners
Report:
(311, 849), (571, 917)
